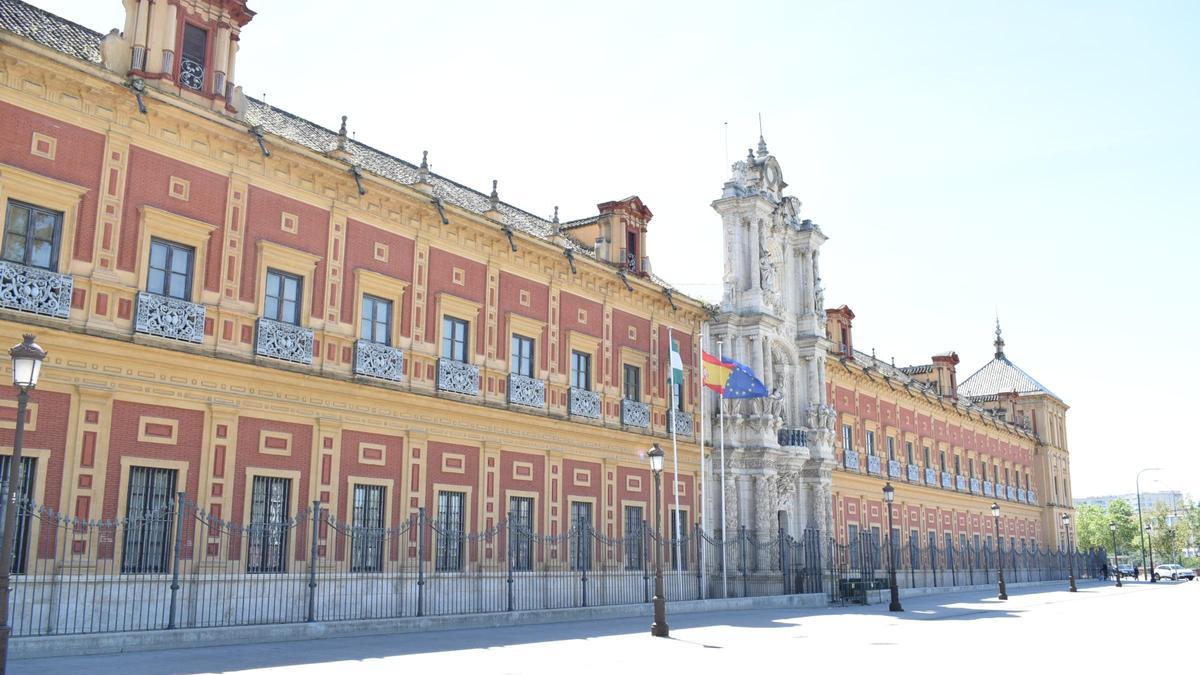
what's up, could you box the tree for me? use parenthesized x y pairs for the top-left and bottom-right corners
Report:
(1106, 499), (1139, 556)
(1075, 503), (1108, 553)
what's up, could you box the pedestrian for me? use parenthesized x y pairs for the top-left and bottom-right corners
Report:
(1133, 564), (1139, 580)
(1101, 562), (1108, 580)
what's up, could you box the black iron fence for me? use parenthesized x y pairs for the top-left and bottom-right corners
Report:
(2, 494), (1103, 637)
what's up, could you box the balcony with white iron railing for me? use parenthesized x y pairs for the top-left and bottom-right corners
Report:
(507, 373), (545, 409)
(955, 475), (967, 492)
(134, 292), (205, 343)
(668, 409), (693, 437)
(907, 465), (921, 482)
(924, 468), (937, 486)
(437, 358), (480, 396)
(621, 399), (650, 429)
(568, 387), (601, 419)
(1018, 488), (1027, 503)
(940, 472), (953, 489)
(0, 260), (72, 318)
(255, 318), (313, 365)
(354, 340), (405, 382)
(888, 460), (902, 478)
(843, 449), (860, 472)
(867, 455), (882, 476)
(984, 481), (994, 497)
(970, 478), (982, 495)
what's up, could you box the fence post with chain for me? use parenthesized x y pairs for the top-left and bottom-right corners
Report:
(306, 500), (319, 623)
(505, 510), (514, 612)
(416, 507), (426, 617)
(167, 490), (186, 629)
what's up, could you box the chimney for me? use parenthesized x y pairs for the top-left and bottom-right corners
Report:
(931, 352), (960, 399)
(825, 305), (855, 358)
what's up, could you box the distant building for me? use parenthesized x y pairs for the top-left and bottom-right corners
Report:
(1075, 491), (1189, 525)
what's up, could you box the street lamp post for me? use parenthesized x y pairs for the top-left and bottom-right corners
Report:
(883, 483), (902, 612)
(648, 443), (669, 637)
(991, 503), (1007, 601)
(1061, 512), (1076, 592)
(1135, 468), (1161, 580)
(1145, 524), (1155, 583)
(0, 334), (47, 673)
(1109, 522), (1121, 588)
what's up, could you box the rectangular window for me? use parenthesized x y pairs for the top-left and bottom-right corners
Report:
(264, 269), (302, 325)
(672, 380), (684, 411)
(121, 466), (176, 574)
(954, 456), (961, 475)
(887, 437), (895, 461)
(670, 509), (689, 570)
(842, 425), (853, 452)
(570, 501), (593, 571)
(147, 239), (194, 300)
(360, 295), (393, 345)
(909, 529), (919, 567)
(435, 490), (465, 571)
(869, 526), (881, 571)
(623, 364), (641, 402)
(905, 441), (913, 464)
(350, 484), (385, 572)
(865, 430), (875, 456)
(0, 456), (36, 574)
(248, 476), (291, 574)
(1004, 468), (1010, 484)
(510, 335), (534, 377)
(441, 316), (469, 362)
(179, 23), (208, 91)
(923, 446), (931, 467)
(939, 451), (946, 472)
(2, 200), (62, 270)
(968, 458), (975, 478)
(983, 463), (989, 481)
(624, 505), (643, 570)
(570, 350), (591, 390)
(508, 496), (533, 571)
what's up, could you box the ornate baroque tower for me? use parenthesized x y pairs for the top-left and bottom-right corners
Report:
(707, 138), (836, 540)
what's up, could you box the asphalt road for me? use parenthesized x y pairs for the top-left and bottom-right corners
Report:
(12, 578), (1194, 674)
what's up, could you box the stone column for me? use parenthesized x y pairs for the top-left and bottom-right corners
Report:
(801, 250), (812, 314)
(748, 219), (761, 291)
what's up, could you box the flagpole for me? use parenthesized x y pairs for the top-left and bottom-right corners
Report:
(698, 330), (707, 600)
(669, 329), (683, 598)
(718, 340), (728, 599)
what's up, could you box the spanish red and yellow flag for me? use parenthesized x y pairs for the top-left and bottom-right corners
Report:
(702, 350), (732, 394)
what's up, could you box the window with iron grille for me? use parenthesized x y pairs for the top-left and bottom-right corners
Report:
(848, 524), (859, 569)
(0, 456), (36, 574)
(570, 501), (592, 571)
(508, 496), (533, 571)
(351, 484), (385, 572)
(570, 351), (591, 390)
(264, 269), (302, 325)
(247, 476), (290, 574)
(909, 529), (919, 567)
(2, 200), (61, 270)
(890, 527), (900, 566)
(360, 295), (392, 345)
(510, 335), (534, 377)
(928, 531), (937, 563)
(670, 509), (688, 570)
(121, 466), (176, 574)
(868, 527), (881, 571)
(435, 490), (465, 571)
(179, 23), (207, 91)
(441, 317), (469, 362)
(623, 364), (641, 402)
(147, 238), (194, 300)
(624, 505), (643, 570)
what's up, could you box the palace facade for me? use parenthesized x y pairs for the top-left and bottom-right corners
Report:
(0, 0), (706, 578)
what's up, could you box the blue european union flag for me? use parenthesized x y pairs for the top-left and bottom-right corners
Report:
(721, 358), (768, 399)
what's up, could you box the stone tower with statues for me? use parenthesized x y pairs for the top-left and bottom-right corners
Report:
(706, 137), (837, 543)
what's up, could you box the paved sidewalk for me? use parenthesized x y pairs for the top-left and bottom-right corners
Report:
(12, 579), (1194, 675)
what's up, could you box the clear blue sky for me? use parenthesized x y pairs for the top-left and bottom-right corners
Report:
(42, 1), (1200, 502)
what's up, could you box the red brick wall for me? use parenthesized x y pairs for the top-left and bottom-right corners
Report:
(239, 186), (329, 312)
(0, 389), (70, 515)
(340, 218), (415, 336)
(425, 249), (486, 355)
(336, 429), (405, 561)
(0, 101), (104, 263)
(120, 146), (228, 285)
(496, 272), (549, 367)
(102, 401), (206, 519)
(232, 416), (315, 561)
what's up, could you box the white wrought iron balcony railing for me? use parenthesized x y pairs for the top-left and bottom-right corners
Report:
(668, 410), (693, 437)
(507, 373), (545, 408)
(955, 475), (967, 491)
(437, 358), (479, 396)
(995, 484), (1007, 500)
(255, 317), (313, 365)
(568, 387), (600, 419)
(907, 465), (920, 482)
(621, 399), (650, 429)
(1028, 489), (1037, 504)
(867, 455), (882, 475)
(971, 478), (982, 495)
(844, 449), (860, 471)
(135, 292), (205, 343)
(924, 467), (937, 485)
(888, 460), (902, 478)
(354, 339), (404, 382)
(1006, 485), (1017, 501)
(984, 481), (994, 497)
(941, 471), (953, 489)
(1018, 488), (1027, 503)
(0, 260), (72, 318)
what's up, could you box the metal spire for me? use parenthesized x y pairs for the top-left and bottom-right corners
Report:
(756, 113), (768, 157)
(994, 318), (1005, 359)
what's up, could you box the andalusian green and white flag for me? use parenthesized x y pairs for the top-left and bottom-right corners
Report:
(669, 329), (684, 386)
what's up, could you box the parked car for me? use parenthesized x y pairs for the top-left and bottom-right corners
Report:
(1153, 564), (1196, 581)
(1117, 564), (1135, 578)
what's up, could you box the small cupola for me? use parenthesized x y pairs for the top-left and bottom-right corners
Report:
(930, 352), (960, 399)
(107, 0), (255, 115)
(825, 305), (855, 358)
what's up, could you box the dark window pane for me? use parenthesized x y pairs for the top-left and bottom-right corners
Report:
(2, 201), (61, 270)
(248, 476), (290, 573)
(121, 466), (176, 574)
